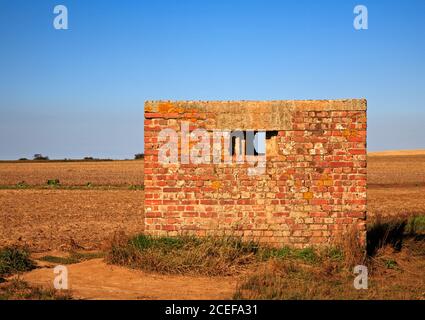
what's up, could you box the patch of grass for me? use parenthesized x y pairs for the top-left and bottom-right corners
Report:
(39, 251), (104, 265)
(325, 247), (344, 262)
(257, 246), (292, 260)
(295, 247), (318, 263)
(0, 183), (30, 190)
(130, 233), (191, 250)
(106, 233), (260, 276)
(0, 279), (72, 300)
(107, 233), (331, 276)
(258, 246), (321, 264)
(0, 247), (35, 277)
(406, 215), (425, 235)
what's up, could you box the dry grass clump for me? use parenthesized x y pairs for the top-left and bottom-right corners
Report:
(0, 279), (72, 300)
(106, 232), (358, 277)
(332, 226), (366, 268)
(106, 232), (259, 276)
(234, 216), (425, 300)
(233, 259), (356, 300)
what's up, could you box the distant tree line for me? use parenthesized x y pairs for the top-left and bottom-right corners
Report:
(16, 153), (145, 161)
(33, 154), (49, 161)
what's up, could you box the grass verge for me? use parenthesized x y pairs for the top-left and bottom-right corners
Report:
(106, 232), (259, 276)
(39, 251), (104, 265)
(106, 232), (352, 276)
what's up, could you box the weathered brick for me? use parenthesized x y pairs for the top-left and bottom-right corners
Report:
(144, 100), (367, 248)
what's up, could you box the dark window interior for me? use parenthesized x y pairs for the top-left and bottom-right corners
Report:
(229, 131), (276, 156)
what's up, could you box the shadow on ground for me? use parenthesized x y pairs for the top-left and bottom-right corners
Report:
(367, 217), (425, 256)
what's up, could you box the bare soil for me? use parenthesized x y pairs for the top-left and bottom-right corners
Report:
(0, 189), (144, 251)
(14, 258), (237, 300)
(368, 154), (425, 187)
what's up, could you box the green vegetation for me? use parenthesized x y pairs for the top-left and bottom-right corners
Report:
(107, 233), (345, 276)
(107, 233), (260, 276)
(406, 215), (425, 234)
(47, 179), (60, 187)
(0, 247), (35, 277)
(16, 181), (29, 189)
(107, 233), (277, 276)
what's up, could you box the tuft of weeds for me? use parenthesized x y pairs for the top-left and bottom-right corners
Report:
(332, 226), (366, 267)
(16, 181), (28, 189)
(0, 247), (35, 277)
(0, 279), (72, 300)
(47, 179), (60, 187)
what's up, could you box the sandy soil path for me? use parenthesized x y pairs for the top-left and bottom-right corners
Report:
(15, 259), (238, 300)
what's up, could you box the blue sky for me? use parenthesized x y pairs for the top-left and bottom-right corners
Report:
(0, 0), (424, 159)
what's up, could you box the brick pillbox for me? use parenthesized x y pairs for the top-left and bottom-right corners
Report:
(144, 100), (367, 249)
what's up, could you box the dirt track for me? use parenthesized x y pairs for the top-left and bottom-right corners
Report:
(15, 259), (237, 300)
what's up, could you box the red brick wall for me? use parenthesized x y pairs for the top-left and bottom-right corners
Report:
(144, 100), (367, 248)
